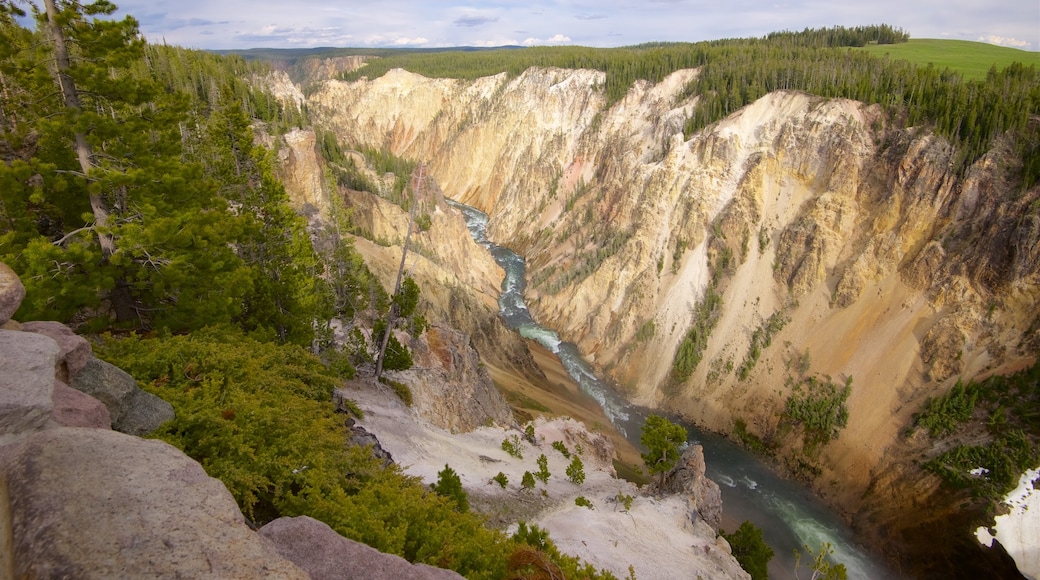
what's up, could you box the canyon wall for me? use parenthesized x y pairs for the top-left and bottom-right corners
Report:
(306, 67), (1040, 571)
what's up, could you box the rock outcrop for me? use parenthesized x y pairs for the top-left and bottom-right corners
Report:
(0, 330), (58, 441)
(278, 127), (333, 216)
(70, 357), (174, 436)
(0, 263), (467, 580)
(260, 516), (465, 580)
(21, 320), (91, 383)
(0, 262), (24, 325)
(659, 445), (723, 531)
(50, 381), (111, 429)
(400, 322), (513, 432)
(0, 428), (309, 579)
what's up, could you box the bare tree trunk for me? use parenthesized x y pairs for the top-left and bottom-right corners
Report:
(374, 162), (423, 380)
(43, 0), (116, 258)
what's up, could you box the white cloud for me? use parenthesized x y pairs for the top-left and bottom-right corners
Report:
(393, 36), (430, 46)
(525, 34), (572, 45)
(979, 35), (1031, 49)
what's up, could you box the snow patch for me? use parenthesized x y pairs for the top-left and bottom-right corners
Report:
(975, 466), (1040, 579)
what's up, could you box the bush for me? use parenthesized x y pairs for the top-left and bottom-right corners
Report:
(535, 454), (551, 483)
(575, 496), (594, 509)
(721, 521), (774, 580)
(431, 464), (469, 512)
(502, 434), (525, 459)
(510, 523), (617, 580)
(566, 456), (585, 485)
(379, 376), (413, 406)
(493, 472), (508, 489)
(915, 380), (979, 436)
(616, 493), (634, 511)
(95, 328), (514, 579)
(551, 441), (571, 458)
(521, 471), (536, 490)
(672, 287), (721, 382)
(782, 375), (852, 449)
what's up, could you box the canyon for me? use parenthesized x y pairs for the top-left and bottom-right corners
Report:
(276, 61), (1038, 576)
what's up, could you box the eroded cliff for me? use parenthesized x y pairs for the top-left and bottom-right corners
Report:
(307, 66), (1039, 574)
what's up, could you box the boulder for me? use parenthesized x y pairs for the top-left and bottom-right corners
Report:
(21, 320), (92, 382)
(0, 330), (57, 439)
(70, 357), (174, 435)
(0, 428), (308, 579)
(50, 381), (111, 429)
(0, 262), (24, 325)
(661, 445), (724, 531)
(259, 516), (464, 580)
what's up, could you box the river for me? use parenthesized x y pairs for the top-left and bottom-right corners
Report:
(449, 199), (898, 580)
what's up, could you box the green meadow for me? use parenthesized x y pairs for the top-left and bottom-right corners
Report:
(858, 39), (1039, 81)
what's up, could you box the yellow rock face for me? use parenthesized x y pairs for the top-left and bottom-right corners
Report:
(306, 67), (1040, 534)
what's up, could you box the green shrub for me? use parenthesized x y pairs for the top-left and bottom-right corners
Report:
(672, 287), (721, 382)
(510, 523), (617, 580)
(552, 441), (571, 458)
(575, 496), (594, 509)
(566, 456), (586, 485)
(915, 380), (979, 436)
(616, 493), (634, 511)
(782, 375), (852, 448)
(95, 328), (512, 579)
(521, 471), (536, 490)
(379, 376), (413, 406)
(502, 434), (525, 459)
(493, 472), (508, 489)
(535, 454), (551, 483)
(721, 521), (774, 580)
(431, 464), (469, 512)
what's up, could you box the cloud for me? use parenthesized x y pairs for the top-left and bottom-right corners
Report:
(979, 35), (1031, 49)
(455, 15), (498, 27)
(393, 36), (430, 46)
(524, 34), (574, 46)
(576, 14), (606, 21)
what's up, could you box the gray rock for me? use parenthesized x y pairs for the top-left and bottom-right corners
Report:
(344, 417), (394, 466)
(661, 444), (723, 531)
(70, 357), (174, 436)
(50, 381), (111, 429)
(0, 262), (24, 325)
(0, 330), (57, 439)
(22, 320), (92, 382)
(0, 428), (308, 579)
(398, 323), (513, 432)
(259, 516), (464, 580)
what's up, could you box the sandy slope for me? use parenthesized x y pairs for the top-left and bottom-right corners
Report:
(341, 382), (749, 580)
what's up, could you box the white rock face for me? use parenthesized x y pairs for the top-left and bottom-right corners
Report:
(343, 383), (750, 580)
(976, 467), (1040, 579)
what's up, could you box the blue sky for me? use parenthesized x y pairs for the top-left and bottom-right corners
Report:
(109, 0), (1040, 52)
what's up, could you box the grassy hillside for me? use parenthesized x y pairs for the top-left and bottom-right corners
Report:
(858, 39), (1039, 81)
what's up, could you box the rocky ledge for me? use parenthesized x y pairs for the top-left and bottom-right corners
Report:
(0, 262), (462, 579)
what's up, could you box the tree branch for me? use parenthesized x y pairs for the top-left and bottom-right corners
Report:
(52, 225), (95, 246)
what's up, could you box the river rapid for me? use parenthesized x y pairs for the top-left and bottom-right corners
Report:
(449, 199), (898, 580)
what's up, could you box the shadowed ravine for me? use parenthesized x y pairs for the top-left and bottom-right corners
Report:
(449, 199), (898, 580)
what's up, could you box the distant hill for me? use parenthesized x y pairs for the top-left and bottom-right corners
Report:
(858, 39), (1039, 81)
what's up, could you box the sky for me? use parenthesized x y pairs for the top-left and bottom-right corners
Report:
(107, 0), (1040, 52)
